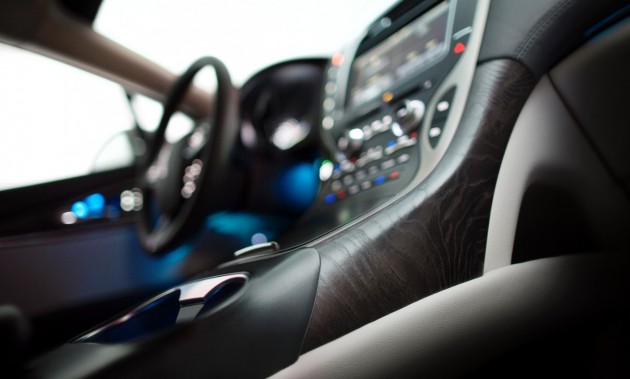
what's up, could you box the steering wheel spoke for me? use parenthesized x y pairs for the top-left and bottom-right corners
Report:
(136, 57), (239, 254)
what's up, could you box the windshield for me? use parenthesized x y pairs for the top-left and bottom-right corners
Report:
(95, 0), (399, 85)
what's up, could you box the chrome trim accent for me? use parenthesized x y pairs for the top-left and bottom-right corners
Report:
(75, 272), (248, 343)
(233, 241), (280, 258)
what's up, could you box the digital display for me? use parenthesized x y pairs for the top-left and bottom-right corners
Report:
(348, 1), (450, 109)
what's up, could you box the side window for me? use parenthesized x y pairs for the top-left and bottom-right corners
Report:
(0, 43), (135, 191)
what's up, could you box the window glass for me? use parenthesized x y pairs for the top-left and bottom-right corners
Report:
(0, 43), (135, 190)
(130, 94), (195, 143)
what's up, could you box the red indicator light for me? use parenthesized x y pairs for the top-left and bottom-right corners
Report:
(332, 53), (345, 66)
(453, 42), (466, 54)
(337, 190), (347, 200)
(390, 171), (400, 180)
(411, 131), (418, 139)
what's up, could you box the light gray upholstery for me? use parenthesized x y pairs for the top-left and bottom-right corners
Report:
(271, 253), (630, 378)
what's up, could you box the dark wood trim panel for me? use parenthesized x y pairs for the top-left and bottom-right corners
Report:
(303, 59), (536, 351)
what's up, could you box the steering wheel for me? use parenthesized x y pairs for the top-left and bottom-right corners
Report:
(137, 57), (239, 254)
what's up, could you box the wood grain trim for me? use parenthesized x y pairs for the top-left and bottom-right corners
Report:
(302, 59), (536, 352)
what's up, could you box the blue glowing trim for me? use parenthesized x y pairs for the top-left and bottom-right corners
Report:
(71, 201), (89, 219)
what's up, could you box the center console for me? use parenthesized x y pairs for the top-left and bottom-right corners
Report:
(287, 0), (486, 243)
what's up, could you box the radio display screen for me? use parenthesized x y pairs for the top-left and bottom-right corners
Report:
(348, 1), (450, 109)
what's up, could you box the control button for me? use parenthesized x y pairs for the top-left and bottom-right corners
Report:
(325, 82), (337, 94)
(385, 136), (417, 155)
(343, 175), (353, 186)
(391, 122), (404, 137)
(381, 159), (395, 170)
(423, 80), (433, 90)
(332, 165), (342, 179)
(437, 101), (450, 112)
(453, 42), (466, 54)
(348, 185), (360, 195)
(337, 190), (347, 200)
(355, 170), (367, 181)
(397, 154), (410, 164)
(371, 119), (389, 135)
(396, 105), (410, 119)
(374, 176), (386, 185)
(400, 136), (417, 147)
(393, 99), (426, 135)
(390, 171), (400, 180)
(362, 125), (373, 140)
(361, 181), (372, 190)
(371, 120), (383, 133)
(368, 166), (379, 176)
(382, 115), (393, 127)
(372, 147), (383, 160)
(428, 122), (445, 148)
(323, 98), (335, 111)
(324, 194), (336, 204)
(433, 88), (456, 123)
(429, 127), (442, 138)
(331, 53), (345, 66)
(337, 136), (349, 151)
(319, 160), (334, 181)
(356, 148), (384, 168)
(429, 88), (456, 148)
(331, 180), (342, 192)
(341, 160), (355, 173)
(347, 128), (364, 153)
(356, 156), (368, 168)
(322, 116), (334, 130)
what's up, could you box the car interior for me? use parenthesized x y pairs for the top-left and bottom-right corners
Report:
(1, 0), (629, 378)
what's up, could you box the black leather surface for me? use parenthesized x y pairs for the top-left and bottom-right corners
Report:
(479, 0), (630, 78)
(550, 20), (630, 191)
(23, 248), (320, 379)
(0, 305), (31, 371)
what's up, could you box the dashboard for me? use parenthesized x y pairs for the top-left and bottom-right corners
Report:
(2, 0), (630, 378)
(259, 0), (486, 248)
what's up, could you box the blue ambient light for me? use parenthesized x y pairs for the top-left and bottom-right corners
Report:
(274, 162), (319, 211)
(71, 201), (89, 219)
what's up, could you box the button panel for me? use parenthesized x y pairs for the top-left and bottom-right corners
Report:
(321, 140), (416, 205)
(428, 87), (456, 148)
(315, 0), (482, 211)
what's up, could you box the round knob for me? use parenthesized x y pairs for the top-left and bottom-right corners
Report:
(346, 127), (364, 153)
(393, 99), (425, 135)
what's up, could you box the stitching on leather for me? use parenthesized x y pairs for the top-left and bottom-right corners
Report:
(514, 0), (577, 60)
